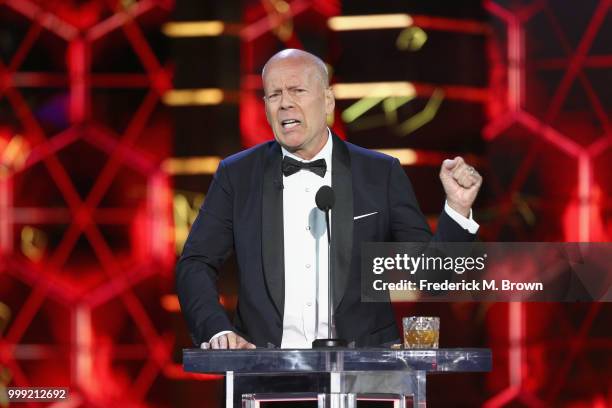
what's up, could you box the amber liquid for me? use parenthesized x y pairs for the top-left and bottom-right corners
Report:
(404, 329), (439, 348)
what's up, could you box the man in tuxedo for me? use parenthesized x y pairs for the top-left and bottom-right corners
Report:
(176, 49), (482, 350)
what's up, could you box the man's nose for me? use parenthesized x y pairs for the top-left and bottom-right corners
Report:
(279, 91), (294, 109)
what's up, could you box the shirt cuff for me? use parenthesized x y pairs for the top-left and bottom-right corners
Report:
(444, 201), (479, 234)
(200, 330), (233, 349)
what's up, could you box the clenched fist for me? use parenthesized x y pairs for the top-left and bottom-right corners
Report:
(439, 156), (482, 217)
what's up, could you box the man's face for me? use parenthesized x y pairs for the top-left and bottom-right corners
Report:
(263, 58), (334, 159)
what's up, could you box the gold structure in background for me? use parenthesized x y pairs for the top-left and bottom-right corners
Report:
(339, 82), (444, 135)
(375, 149), (417, 165)
(333, 82), (416, 100)
(21, 226), (48, 262)
(161, 156), (219, 254)
(162, 89), (224, 106)
(328, 14), (413, 31)
(0, 135), (30, 177)
(397, 88), (444, 136)
(161, 156), (222, 175)
(396, 26), (428, 51)
(0, 302), (10, 335)
(172, 191), (205, 255)
(162, 21), (225, 37)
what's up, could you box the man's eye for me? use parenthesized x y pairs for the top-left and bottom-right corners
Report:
(296, 89), (306, 93)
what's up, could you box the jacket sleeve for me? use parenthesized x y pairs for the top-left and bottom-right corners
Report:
(387, 158), (476, 242)
(176, 160), (236, 346)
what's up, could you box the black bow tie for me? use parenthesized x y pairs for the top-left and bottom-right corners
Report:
(282, 156), (327, 178)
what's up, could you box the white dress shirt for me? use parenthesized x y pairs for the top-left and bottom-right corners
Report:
(280, 130), (333, 348)
(203, 129), (479, 348)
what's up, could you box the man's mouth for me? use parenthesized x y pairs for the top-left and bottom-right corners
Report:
(281, 119), (301, 129)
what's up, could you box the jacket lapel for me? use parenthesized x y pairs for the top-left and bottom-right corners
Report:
(261, 142), (285, 318)
(331, 134), (353, 311)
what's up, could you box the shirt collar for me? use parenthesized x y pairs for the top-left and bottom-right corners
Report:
(281, 128), (333, 164)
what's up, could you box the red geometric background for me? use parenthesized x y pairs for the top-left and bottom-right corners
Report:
(0, 0), (178, 406)
(0, 0), (610, 407)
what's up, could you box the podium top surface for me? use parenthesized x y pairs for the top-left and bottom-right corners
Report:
(183, 348), (492, 374)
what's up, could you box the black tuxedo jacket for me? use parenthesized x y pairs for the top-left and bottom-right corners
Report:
(176, 134), (475, 347)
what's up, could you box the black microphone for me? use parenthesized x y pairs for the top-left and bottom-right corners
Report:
(315, 185), (335, 211)
(315, 186), (334, 246)
(312, 186), (347, 348)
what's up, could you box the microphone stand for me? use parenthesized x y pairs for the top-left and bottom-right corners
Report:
(312, 204), (347, 348)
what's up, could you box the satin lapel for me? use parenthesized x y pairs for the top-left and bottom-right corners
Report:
(331, 134), (353, 311)
(261, 142), (285, 318)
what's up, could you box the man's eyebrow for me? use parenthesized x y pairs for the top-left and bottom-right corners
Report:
(266, 84), (305, 93)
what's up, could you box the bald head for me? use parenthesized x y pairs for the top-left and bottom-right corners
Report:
(262, 49), (329, 87)
(261, 48), (335, 160)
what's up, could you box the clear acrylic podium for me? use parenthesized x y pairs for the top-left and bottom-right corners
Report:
(183, 348), (492, 407)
